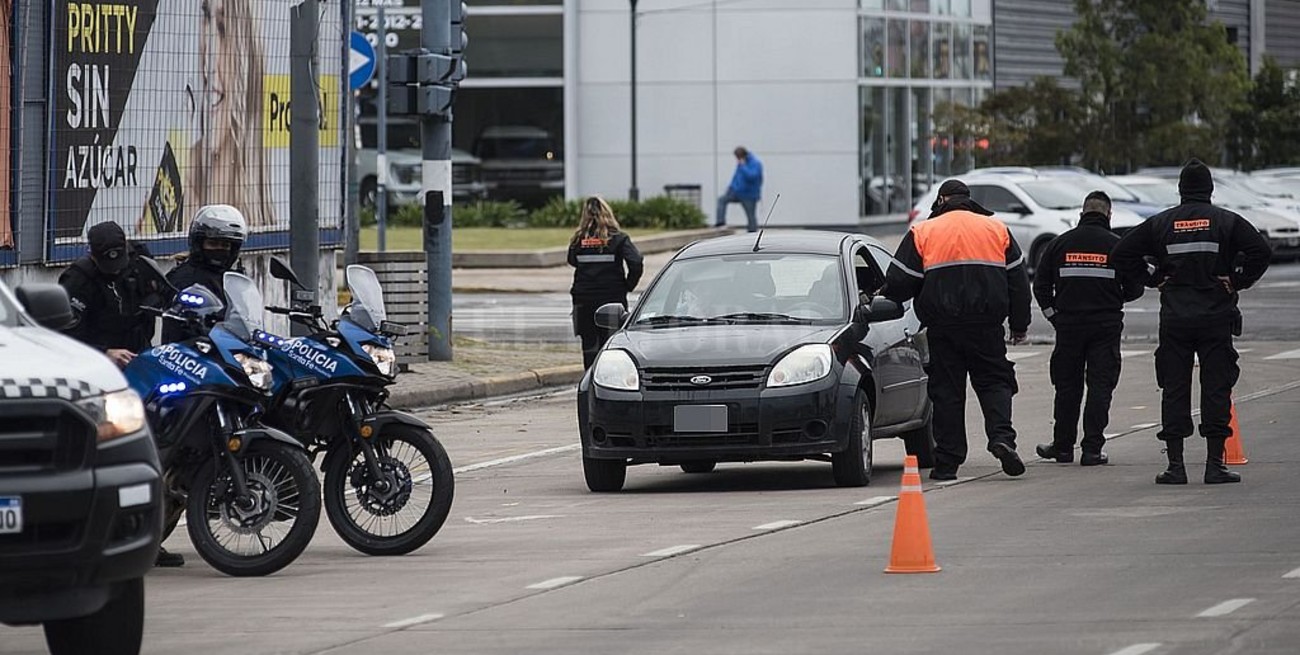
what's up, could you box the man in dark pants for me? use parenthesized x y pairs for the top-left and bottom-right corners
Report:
(1113, 159), (1271, 485)
(885, 179), (1032, 480)
(1032, 191), (1145, 466)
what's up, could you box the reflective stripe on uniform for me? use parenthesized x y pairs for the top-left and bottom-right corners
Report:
(1167, 241), (1220, 255)
(1059, 267), (1116, 279)
(925, 258), (1006, 271)
(576, 254), (617, 263)
(893, 261), (924, 279)
(1007, 253), (1026, 269)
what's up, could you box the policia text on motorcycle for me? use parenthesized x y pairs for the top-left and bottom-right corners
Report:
(568, 196), (644, 369)
(1113, 159), (1272, 485)
(1033, 191), (1146, 467)
(884, 179), (1032, 482)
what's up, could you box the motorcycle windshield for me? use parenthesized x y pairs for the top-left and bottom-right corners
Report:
(345, 265), (387, 333)
(220, 272), (265, 341)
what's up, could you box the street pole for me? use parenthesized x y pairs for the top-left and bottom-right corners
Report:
(628, 0), (639, 202)
(424, 0), (454, 361)
(344, 0), (359, 265)
(290, 0), (320, 336)
(377, 4), (388, 252)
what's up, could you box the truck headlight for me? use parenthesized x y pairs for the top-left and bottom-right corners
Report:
(234, 352), (274, 390)
(362, 343), (397, 377)
(768, 344), (832, 388)
(593, 349), (639, 391)
(80, 389), (147, 442)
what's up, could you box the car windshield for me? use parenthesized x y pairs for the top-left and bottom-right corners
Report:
(633, 254), (846, 326)
(346, 265), (388, 333)
(1018, 180), (1088, 210)
(477, 136), (556, 160)
(1122, 181), (1181, 207)
(1212, 181), (1265, 209)
(1237, 176), (1297, 199)
(220, 273), (265, 341)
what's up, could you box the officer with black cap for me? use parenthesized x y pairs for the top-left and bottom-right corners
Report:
(58, 221), (163, 369)
(1113, 159), (1271, 485)
(1033, 191), (1145, 467)
(162, 205), (247, 343)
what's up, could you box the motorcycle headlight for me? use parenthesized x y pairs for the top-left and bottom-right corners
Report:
(767, 344), (832, 388)
(79, 389), (147, 443)
(593, 349), (639, 391)
(362, 343), (397, 377)
(234, 352), (274, 390)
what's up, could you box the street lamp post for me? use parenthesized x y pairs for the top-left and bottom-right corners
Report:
(629, 0), (639, 201)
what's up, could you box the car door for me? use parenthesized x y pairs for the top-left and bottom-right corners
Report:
(969, 183), (1035, 253)
(855, 243), (926, 427)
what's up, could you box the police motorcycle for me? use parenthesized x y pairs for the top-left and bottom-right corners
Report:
(123, 268), (322, 577)
(250, 258), (454, 556)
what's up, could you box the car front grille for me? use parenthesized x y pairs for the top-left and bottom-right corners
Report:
(641, 366), (768, 392)
(0, 402), (94, 474)
(644, 423), (761, 448)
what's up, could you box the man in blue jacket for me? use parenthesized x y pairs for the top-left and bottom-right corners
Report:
(716, 146), (763, 232)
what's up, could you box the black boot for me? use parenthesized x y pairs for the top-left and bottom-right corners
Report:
(155, 547), (185, 567)
(1155, 439), (1187, 485)
(1205, 438), (1242, 484)
(1036, 443), (1073, 463)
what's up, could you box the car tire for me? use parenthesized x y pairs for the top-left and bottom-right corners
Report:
(1028, 238), (1051, 279)
(583, 456), (627, 492)
(360, 176), (378, 209)
(832, 392), (873, 487)
(43, 577), (144, 655)
(680, 461), (717, 474)
(901, 414), (937, 469)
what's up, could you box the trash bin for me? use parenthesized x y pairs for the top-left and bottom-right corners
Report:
(663, 184), (702, 211)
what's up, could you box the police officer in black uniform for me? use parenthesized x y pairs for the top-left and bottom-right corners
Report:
(162, 205), (247, 343)
(1113, 159), (1271, 485)
(58, 221), (164, 369)
(568, 196), (643, 369)
(1033, 191), (1145, 466)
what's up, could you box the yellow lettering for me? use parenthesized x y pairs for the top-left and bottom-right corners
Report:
(124, 6), (137, 53)
(81, 4), (94, 53)
(67, 5), (78, 51)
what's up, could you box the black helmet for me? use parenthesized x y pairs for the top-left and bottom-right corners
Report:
(188, 205), (247, 269)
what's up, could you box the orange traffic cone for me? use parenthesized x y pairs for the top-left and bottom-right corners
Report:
(1225, 400), (1248, 465)
(884, 455), (941, 574)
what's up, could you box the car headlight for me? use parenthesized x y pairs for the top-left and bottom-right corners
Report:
(234, 352), (274, 390)
(768, 344), (833, 388)
(593, 349), (639, 391)
(79, 389), (148, 443)
(362, 343), (397, 377)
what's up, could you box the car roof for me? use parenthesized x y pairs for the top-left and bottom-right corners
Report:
(676, 230), (871, 259)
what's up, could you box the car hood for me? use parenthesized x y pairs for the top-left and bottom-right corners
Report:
(0, 324), (128, 393)
(609, 324), (843, 368)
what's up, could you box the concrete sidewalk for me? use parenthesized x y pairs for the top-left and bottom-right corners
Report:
(387, 340), (585, 409)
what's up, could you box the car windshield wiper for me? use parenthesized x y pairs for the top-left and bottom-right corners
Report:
(709, 312), (814, 324)
(634, 314), (711, 326)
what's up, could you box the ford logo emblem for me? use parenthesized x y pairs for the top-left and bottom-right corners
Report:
(690, 375), (712, 386)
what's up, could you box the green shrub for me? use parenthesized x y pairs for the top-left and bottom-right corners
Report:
(360, 207), (376, 227)
(527, 197), (582, 228)
(453, 200), (528, 227)
(524, 196), (705, 230)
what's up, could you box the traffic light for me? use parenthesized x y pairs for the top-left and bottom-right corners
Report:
(450, 1), (468, 83)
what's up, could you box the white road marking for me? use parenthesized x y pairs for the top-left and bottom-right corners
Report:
(1107, 644), (1162, 655)
(1121, 350), (1152, 359)
(935, 479), (964, 487)
(752, 520), (802, 531)
(527, 576), (583, 590)
(383, 613), (445, 629)
(1265, 348), (1300, 360)
(452, 444), (581, 474)
(1259, 280), (1300, 289)
(641, 544), (701, 557)
(1237, 348), (1254, 354)
(1130, 422), (1159, 430)
(1196, 598), (1255, 617)
(1283, 566), (1300, 579)
(855, 495), (896, 506)
(502, 502), (520, 507)
(1007, 351), (1042, 361)
(464, 515), (563, 525)
(1129, 406), (1148, 410)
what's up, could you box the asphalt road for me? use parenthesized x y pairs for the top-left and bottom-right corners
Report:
(454, 262), (1300, 345)
(6, 342), (1300, 654)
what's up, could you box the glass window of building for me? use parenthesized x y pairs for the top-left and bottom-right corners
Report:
(933, 0), (951, 14)
(860, 0), (885, 9)
(910, 20), (931, 78)
(888, 0), (907, 12)
(887, 19), (907, 77)
(910, 0), (930, 12)
(467, 13), (563, 78)
(863, 17), (887, 77)
(932, 22), (951, 79)
(950, 0), (971, 17)
(973, 25), (992, 80)
(954, 23), (972, 79)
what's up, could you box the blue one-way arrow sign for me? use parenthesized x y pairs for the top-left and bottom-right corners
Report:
(350, 31), (376, 90)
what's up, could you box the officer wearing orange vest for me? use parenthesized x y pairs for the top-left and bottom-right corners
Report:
(884, 179), (1032, 481)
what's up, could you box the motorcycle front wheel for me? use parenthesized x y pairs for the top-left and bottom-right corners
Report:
(323, 424), (455, 556)
(186, 441), (322, 577)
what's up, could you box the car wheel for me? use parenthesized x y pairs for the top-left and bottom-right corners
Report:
(1027, 239), (1051, 279)
(680, 461), (717, 474)
(44, 577), (144, 655)
(901, 413), (936, 469)
(360, 177), (378, 209)
(832, 392), (873, 487)
(583, 456), (627, 492)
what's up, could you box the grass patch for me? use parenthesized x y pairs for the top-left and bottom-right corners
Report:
(360, 226), (666, 252)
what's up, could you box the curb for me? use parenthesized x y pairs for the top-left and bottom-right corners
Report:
(451, 227), (731, 269)
(387, 364), (586, 409)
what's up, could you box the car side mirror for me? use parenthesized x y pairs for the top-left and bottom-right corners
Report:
(1006, 202), (1031, 216)
(856, 297), (904, 325)
(594, 303), (629, 331)
(15, 284), (75, 330)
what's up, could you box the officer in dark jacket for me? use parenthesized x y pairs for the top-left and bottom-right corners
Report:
(1033, 191), (1145, 467)
(58, 222), (164, 369)
(568, 196), (644, 369)
(1112, 159), (1271, 485)
(162, 205), (247, 343)
(885, 179), (1032, 480)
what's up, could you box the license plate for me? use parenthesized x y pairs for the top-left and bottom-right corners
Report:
(0, 497), (21, 535)
(673, 405), (728, 433)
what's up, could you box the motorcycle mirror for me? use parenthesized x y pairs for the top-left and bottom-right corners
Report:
(269, 256), (306, 290)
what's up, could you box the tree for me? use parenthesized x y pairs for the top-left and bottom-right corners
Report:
(932, 77), (1083, 168)
(1056, 0), (1250, 172)
(1230, 58), (1300, 170)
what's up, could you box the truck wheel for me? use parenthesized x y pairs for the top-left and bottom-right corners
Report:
(901, 415), (936, 469)
(680, 461), (717, 474)
(832, 393), (873, 487)
(583, 457), (627, 492)
(44, 577), (144, 655)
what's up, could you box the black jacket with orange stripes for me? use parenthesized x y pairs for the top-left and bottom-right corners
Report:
(567, 230), (644, 302)
(1112, 195), (1271, 329)
(1032, 212), (1145, 328)
(884, 197), (1032, 333)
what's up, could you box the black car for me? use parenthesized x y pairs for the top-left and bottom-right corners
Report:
(576, 231), (935, 492)
(0, 281), (161, 655)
